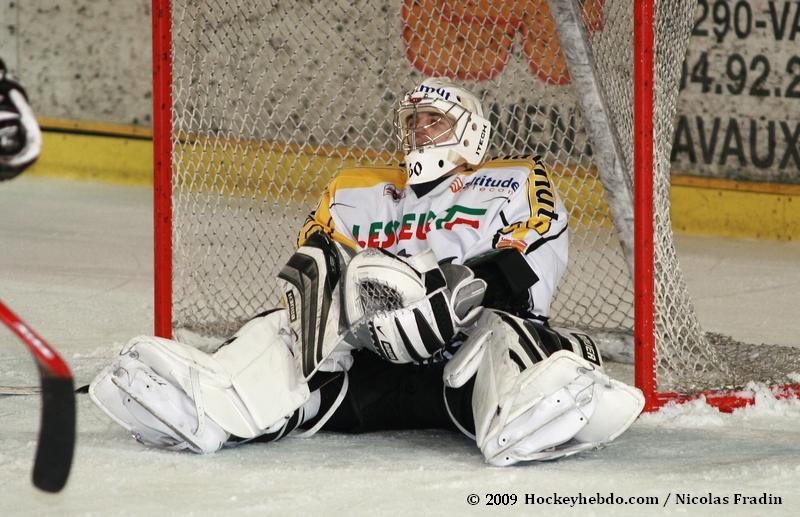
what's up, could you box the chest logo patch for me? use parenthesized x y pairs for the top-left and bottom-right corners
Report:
(352, 205), (487, 248)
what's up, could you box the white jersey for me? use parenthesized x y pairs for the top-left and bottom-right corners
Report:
(298, 156), (568, 318)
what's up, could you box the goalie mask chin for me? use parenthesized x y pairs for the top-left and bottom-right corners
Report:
(394, 79), (492, 185)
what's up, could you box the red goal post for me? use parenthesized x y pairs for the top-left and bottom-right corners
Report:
(152, 0), (172, 342)
(633, 0), (657, 410)
(151, 0), (800, 412)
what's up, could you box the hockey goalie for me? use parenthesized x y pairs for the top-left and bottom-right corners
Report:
(90, 79), (644, 465)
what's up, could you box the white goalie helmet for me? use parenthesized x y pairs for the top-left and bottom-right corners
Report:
(394, 78), (492, 185)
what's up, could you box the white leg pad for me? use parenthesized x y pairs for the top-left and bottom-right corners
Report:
(573, 371), (644, 444)
(474, 350), (591, 465)
(90, 309), (310, 450)
(204, 309), (310, 437)
(514, 372), (644, 462)
(473, 347), (644, 466)
(90, 355), (229, 453)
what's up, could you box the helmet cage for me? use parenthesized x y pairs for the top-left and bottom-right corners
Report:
(394, 96), (469, 153)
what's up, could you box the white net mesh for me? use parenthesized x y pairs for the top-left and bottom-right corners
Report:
(164, 0), (800, 394)
(650, 0), (728, 390)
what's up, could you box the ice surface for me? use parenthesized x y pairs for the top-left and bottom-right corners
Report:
(1, 176), (799, 516)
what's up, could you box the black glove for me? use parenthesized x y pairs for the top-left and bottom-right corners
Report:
(1, 59), (41, 180)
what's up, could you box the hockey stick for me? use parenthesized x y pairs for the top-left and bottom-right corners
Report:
(0, 301), (75, 492)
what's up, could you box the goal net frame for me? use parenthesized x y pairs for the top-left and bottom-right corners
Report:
(151, 0), (800, 412)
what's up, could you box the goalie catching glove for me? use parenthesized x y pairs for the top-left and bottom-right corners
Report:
(344, 248), (486, 364)
(444, 310), (644, 466)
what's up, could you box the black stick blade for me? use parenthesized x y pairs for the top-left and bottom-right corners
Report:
(0, 301), (76, 492)
(32, 375), (76, 492)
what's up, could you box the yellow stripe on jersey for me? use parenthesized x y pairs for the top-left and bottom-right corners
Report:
(477, 155), (543, 172)
(494, 156), (561, 239)
(328, 166), (407, 196)
(296, 192), (359, 250)
(296, 165), (405, 250)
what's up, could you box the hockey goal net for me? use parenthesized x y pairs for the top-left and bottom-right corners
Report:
(152, 0), (800, 411)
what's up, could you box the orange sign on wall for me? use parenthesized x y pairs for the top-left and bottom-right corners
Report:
(401, 0), (604, 84)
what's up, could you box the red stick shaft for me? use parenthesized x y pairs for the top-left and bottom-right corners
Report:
(0, 300), (72, 378)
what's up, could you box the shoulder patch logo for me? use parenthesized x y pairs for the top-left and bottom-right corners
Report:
(496, 237), (528, 253)
(383, 184), (405, 201)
